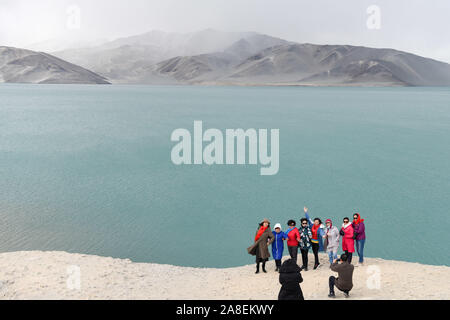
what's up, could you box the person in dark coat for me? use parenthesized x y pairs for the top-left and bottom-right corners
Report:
(247, 218), (275, 274)
(299, 218), (312, 271)
(328, 253), (354, 298)
(278, 258), (304, 300)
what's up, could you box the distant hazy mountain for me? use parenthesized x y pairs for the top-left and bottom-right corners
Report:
(26, 35), (109, 53)
(48, 29), (450, 86)
(53, 29), (290, 83)
(0, 46), (110, 84)
(152, 43), (450, 86)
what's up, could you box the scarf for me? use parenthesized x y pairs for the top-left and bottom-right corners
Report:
(326, 219), (333, 235)
(255, 226), (268, 242)
(354, 213), (365, 225)
(342, 222), (351, 229)
(285, 227), (295, 237)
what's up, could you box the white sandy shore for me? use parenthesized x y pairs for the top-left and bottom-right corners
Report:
(0, 251), (448, 300)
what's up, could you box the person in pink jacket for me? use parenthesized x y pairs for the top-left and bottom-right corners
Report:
(340, 217), (355, 264)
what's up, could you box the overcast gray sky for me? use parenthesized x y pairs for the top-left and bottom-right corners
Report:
(1, 0), (449, 62)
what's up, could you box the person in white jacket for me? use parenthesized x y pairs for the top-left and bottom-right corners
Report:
(323, 219), (340, 267)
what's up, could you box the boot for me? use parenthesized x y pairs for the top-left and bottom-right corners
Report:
(328, 291), (336, 298)
(255, 263), (260, 274)
(262, 262), (267, 273)
(344, 290), (350, 298)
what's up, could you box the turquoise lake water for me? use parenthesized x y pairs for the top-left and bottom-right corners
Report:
(0, 84), (449, 267)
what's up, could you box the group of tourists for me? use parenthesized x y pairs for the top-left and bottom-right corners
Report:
(247, 207), (366, 299)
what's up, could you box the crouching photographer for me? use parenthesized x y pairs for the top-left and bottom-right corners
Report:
(328, 254), (354, 298)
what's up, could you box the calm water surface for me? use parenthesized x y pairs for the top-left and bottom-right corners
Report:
(0, 84), (449, 267)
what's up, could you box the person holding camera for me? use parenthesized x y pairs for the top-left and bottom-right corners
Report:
(328, 254), (354, 298)
(340, 217), (355, 264)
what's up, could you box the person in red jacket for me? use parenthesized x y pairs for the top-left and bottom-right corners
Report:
(340, 217), (355, 264)
(284, 220), (301, 264)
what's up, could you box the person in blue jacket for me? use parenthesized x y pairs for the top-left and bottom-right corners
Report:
(304, 207), (326, 269)
(272, 223), (286, 272)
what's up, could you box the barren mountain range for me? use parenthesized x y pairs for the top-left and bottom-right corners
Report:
(2, 29), (450, 86)
(0, 46), (109, 84)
